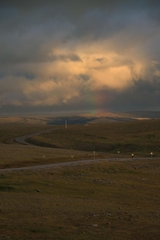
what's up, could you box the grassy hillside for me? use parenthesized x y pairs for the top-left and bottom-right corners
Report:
(0, 119), (160, 168)
(0, 119), (160, 239)
(0, 123), (91, 168)
(0, 123), (52, 144)
(27, 119), (160, 157)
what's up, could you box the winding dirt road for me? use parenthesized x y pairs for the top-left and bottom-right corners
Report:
(0, 157), (156, 173)
(14, 129), (55, 145)
(0, 130), (157, 173)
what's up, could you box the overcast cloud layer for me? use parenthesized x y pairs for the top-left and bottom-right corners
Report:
(0, 0), (160, 114)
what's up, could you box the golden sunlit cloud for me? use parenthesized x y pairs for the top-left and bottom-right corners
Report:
(1, 41), (153, 108)
(0, 0), (160, 112)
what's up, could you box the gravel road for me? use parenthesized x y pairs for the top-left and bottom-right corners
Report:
(0, 157), (156, 173)
(14, 129), (55, 145)
(1, 130), (156, 173)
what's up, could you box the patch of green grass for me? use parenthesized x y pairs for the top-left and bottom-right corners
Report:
(0, 184), (15, 191)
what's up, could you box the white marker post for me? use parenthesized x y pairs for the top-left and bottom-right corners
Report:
(150, 152), (153, 158)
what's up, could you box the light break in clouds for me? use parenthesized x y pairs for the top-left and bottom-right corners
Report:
(0, 0), (160, 114)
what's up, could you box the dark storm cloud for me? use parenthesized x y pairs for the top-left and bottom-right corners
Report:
(108, 77), (160, 111)
(70, 76), (160, 112)
(0, 0), (158, 57)
(0, 0), (160, 113)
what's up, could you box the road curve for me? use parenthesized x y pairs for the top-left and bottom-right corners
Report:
(7, 130), (159, 173)
(0, 157), (156, 173)
(14, 129), (55, 145)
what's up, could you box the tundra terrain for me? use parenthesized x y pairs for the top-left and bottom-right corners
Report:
(0, 117), (160, 240)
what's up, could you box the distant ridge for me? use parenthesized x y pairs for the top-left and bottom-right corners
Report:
(0, 111), (160, 125)
(126, 111), (160, 119)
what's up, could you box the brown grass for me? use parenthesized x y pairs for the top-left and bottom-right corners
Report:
(0, 159), (160, 240)
(28, 119), (160, 157)
(0, 120), (160, 239)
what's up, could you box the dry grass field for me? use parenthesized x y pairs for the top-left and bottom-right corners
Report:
(0, 119), (160, 239)
(0, 123), (92, 168)
(27, 119), (160, 158)
(0, 160), (160, 240)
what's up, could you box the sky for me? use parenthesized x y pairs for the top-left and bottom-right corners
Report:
(0, 0), (160, 114)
